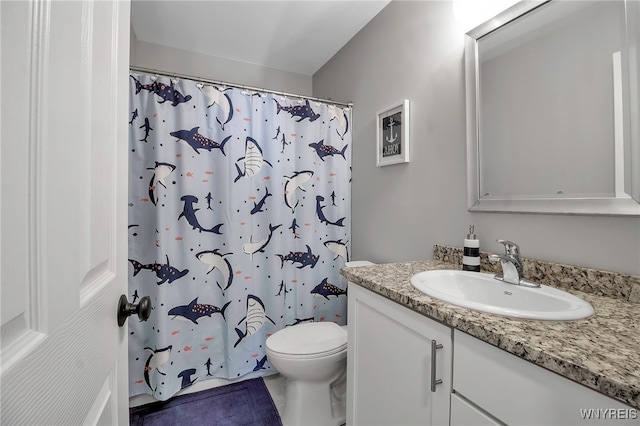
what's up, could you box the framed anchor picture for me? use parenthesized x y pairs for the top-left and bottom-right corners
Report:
(376, 99), (410, 166)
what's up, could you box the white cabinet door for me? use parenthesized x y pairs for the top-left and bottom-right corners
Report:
(1, 1), (130, 424)
(347, 284), (452, 426)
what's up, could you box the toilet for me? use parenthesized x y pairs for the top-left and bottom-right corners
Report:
(266, 261), (374, 426)
(266, 322), (347, 425)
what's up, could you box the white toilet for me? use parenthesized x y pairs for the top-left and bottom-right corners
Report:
(266, 321), (347, 425)
(266, 261), (374, 426)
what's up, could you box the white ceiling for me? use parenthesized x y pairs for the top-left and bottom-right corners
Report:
(130, 1), (391, 76)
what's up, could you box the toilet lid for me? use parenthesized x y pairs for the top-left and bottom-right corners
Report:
(267, 322), (347, 356)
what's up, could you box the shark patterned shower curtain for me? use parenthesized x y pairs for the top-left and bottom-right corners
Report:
(127, 72), (352, 401)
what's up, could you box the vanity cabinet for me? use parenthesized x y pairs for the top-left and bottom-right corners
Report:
(347, 284), (452, 425)
(452, 330), (638, 425)
(347, 283), (638, 426)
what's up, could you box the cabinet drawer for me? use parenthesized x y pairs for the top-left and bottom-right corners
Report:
(453, 330), (637, 425)
(450, 393), (502, 426)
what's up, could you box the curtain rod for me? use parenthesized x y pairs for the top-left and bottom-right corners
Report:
(129, 66), (353, 108)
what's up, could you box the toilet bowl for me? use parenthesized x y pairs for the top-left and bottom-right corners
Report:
(266, 321), (347, 426)
(266, 261), (374, 425)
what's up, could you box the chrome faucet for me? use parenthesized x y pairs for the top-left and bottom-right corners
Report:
(489, 240), (540, 288)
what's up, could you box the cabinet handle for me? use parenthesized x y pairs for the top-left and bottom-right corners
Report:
(430, 339), (443, 392)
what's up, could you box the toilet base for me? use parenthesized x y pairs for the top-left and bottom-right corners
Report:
(281, 372), (346, 426)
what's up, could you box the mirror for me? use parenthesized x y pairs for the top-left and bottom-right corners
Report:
(465, 0), (640, 215)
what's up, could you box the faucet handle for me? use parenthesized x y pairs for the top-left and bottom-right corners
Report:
(497, 239), (521, 259)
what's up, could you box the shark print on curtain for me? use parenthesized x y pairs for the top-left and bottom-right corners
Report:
(127, 72), (352, 401)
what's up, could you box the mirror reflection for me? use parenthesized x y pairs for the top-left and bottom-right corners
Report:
(466, 0), (640, 215)
(479, 1), (627, 199)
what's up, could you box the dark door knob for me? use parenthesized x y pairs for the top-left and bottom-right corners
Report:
(117, 294), (151, 327)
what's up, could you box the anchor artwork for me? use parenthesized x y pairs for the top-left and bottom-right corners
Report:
(382, 113), (402, 157)
(376, 99), (410, 166)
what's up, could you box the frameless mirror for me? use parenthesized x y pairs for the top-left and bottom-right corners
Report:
(466, 0), (640, 215)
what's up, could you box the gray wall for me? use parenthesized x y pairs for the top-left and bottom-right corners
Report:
(129, 36), (312, 96)
(313, 1), (640, 276)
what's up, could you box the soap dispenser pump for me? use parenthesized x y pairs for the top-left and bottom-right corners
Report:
(462, 225), (480, 272)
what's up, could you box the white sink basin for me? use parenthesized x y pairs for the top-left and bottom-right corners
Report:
(410, 270), (594, 320)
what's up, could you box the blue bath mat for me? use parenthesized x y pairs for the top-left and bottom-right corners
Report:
(129, 378), (282, 426)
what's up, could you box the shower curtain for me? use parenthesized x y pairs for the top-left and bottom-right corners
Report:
(127, 72), (352, 401)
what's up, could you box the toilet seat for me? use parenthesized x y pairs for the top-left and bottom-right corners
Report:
(266, 322), (347, 359)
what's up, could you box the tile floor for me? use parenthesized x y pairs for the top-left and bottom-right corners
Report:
(263, 374), (287, 418)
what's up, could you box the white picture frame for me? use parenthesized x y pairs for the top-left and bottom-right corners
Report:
(376, 99), (410, 167)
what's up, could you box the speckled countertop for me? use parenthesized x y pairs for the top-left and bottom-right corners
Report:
(341, 259), (640, 409)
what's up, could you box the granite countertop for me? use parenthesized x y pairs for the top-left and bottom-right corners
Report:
(341, 260), (640, 409)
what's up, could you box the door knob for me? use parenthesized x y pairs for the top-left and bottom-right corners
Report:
(117, 294), (151, 327)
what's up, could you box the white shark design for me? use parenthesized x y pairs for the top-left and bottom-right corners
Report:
(234, 137), (271, 182)
(242, 224), (282, 258)
(234, 295), (275, 348)
(147, 162), (176, 205)
(198, 84), (233, 129)
(324, 239), (349, 261)
(284, 170), (314, 212)
(328, 105), (349, 139)
(144, 345), (172, 395)
(196, 249), (233, 293)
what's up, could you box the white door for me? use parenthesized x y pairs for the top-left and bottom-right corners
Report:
(1, 1), (130, 424)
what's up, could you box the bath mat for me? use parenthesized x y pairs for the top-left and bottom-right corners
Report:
(129, 377), (282, 426)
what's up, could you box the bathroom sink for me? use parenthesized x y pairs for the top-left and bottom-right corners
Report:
(410, 270), (594, 320)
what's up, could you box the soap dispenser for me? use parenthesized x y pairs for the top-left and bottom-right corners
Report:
(462, 225), (480, 272)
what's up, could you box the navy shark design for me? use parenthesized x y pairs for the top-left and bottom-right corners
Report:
(129, 108), (138, 125)
(289, 218), (300, 239)
(205, 358), (214, 376)
(273, 99), (320, 122)
(234, 295), (276, 348)
(253, 355), (268, 372)
(178, 195), (224, 234)
(129, 255), (189, 285)
(144, 345), (172, 394)
(287, 317), (315, 326)
(273, 126), (291, 153)
(147, 162), (176, 205)
(308, 139), (348, 161)
(178, 369), (197, 390)
(315, 195), (346, 227)
(277, 245), (319, 269)
(168, 297), (231, 324)
(311, 278), (347, 299)
(205, 192), (214, 210)
(139, 117), (153, 143)
(330, 191), (337, 206)
(131, 75), (192, 106)
(279, 133), (290, 153)
(276, 280), (290, 296)
(250, 187), (272, 215)
(170, 126), (231, 155)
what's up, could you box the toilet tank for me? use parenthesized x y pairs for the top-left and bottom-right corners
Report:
(344, 261), (375, 268)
